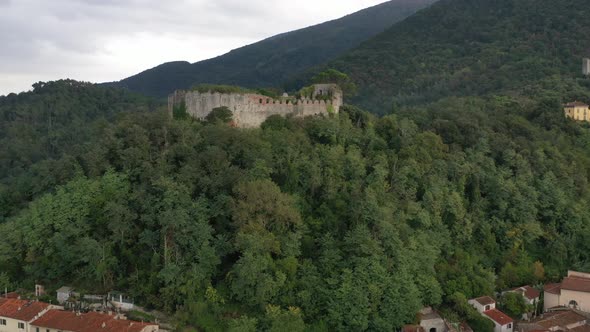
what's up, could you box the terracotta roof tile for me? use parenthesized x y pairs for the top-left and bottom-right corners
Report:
(536, 310), (586, 329)
(570, 325), (590, 332)
(483, 309), (513, 326)
(474, 296), (496, 306)
(562, 276), (590, 293)
(0, 299), (49, 321)
(511, 285), (540, 300)
(544, 283), (561, 295)
(31, 310), (157, 332)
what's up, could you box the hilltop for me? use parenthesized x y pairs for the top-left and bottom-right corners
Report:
(107, 0), (436, 98)
(322, 0), (590, 112)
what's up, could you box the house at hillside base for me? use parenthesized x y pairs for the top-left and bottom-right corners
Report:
(544, 270), (590, 313)
(468, 296), (514, 332)
(517, 308), (590, 332)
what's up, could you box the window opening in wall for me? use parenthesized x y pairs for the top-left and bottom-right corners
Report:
(266, 99), (270, 104)
(259, 99), (262, 104)
(430, 328), (436, 332)
(485, 305), (491, 311)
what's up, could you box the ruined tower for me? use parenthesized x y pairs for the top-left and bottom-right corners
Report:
(583, 58), (590, 76)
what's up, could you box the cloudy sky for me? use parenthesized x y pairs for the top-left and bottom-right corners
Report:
(0, 0), (386, 95)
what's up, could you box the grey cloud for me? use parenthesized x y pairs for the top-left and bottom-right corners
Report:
(0, 0), (385, 95)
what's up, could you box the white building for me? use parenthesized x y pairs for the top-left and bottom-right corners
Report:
(468, 296), (496, 313)
(544, 270), (590, 313)
(468, 296), (513, 332)
(584, 58), (590, 76)
(56, 287), (74, 305)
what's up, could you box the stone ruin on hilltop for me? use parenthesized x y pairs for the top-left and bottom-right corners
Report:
(167, 83), (343, 128)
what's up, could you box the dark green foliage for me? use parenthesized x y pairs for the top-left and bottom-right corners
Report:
(193, 84), (254, 94)
(321, 0), (590, 112)
(107, 0), (437, 97)
(206, 107), (234, 124)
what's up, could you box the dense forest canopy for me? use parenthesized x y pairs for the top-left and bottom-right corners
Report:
(1, 80), (590, 331)
(3, 0), (590, 330)
(312, 0), (590, 112)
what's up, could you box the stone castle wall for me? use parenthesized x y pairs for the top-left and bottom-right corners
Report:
(168, 84), (343, 128)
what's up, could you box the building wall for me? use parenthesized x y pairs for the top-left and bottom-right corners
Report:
(0, 317), (28, 332)
(560, 289), (590, 313)
(168, 84), (343, 128)
(544, 292), (560, 311)
(468, 299), (495, 314)
(491, 321), (513, 332)
(564, 106), (590, 122)
(420, 318), (447, 332)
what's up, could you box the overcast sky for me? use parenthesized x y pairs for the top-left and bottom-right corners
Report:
(0, 0), (386, 95)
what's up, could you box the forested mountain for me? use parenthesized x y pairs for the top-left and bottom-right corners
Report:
(3, 0), (590, 331)
(108, 0), (436, 98)
(1, 80), (590, 331)
(321, 0), (590, 111)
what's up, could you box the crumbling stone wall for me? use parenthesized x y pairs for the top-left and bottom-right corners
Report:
(168, 84), (343, 128)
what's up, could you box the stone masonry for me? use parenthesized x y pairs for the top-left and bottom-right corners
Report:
(168, 84), (343, 128)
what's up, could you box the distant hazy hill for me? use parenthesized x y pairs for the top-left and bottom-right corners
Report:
(108, 0), (437, 98)
(327, 0), (590, 112)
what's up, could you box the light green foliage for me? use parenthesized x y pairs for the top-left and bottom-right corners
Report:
(227, 316), (258, 332)
(500, 292), (532, 319)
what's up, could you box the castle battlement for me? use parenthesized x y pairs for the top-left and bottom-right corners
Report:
(168, 84), (343, 128)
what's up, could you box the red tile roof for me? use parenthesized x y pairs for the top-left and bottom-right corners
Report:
(544, 283), (562, 295)
(483, 309), (513, 326)
(562, 276), (590, 293)
(474, 296), (496, 306)
(565, 101), (589, 107)
(570, 325), (590, 332)
(0, 299), (49, 321)
(511, 285), (540, 300)
(536, 310), (587, 329)
(31, 310), (157, 332)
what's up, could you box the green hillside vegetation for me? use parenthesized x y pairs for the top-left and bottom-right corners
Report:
(108, 0), (436, 98)
(320, 0), (590, 112)
(0, 80), (154, 221)
(1, 81), (590, 331)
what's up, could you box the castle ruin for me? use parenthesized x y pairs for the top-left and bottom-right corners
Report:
(168, 84), (343, 128)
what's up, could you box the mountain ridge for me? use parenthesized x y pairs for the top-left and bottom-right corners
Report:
(107, 0), (437, 97)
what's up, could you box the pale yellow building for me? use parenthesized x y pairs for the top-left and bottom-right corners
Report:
(564, 101), (590, 122)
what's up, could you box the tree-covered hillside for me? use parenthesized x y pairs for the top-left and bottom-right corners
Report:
(0, 80), (154, 221)
(108, 0), (436, 98)
(1, 81), (590, 331)
(321, 0), (590, 112)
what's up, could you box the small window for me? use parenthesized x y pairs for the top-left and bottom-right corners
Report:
(36, 328), (39, 332)
(18, 322), (25, 329)
(430, 329), (436, 332)
(569, 300), (579, 307)
(508, 323), (512, 328)
(259, 99), (262, 104)
(485, 305), (491, 311)
(0, 319), (6, 325)
(266, 99), (270, 104)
